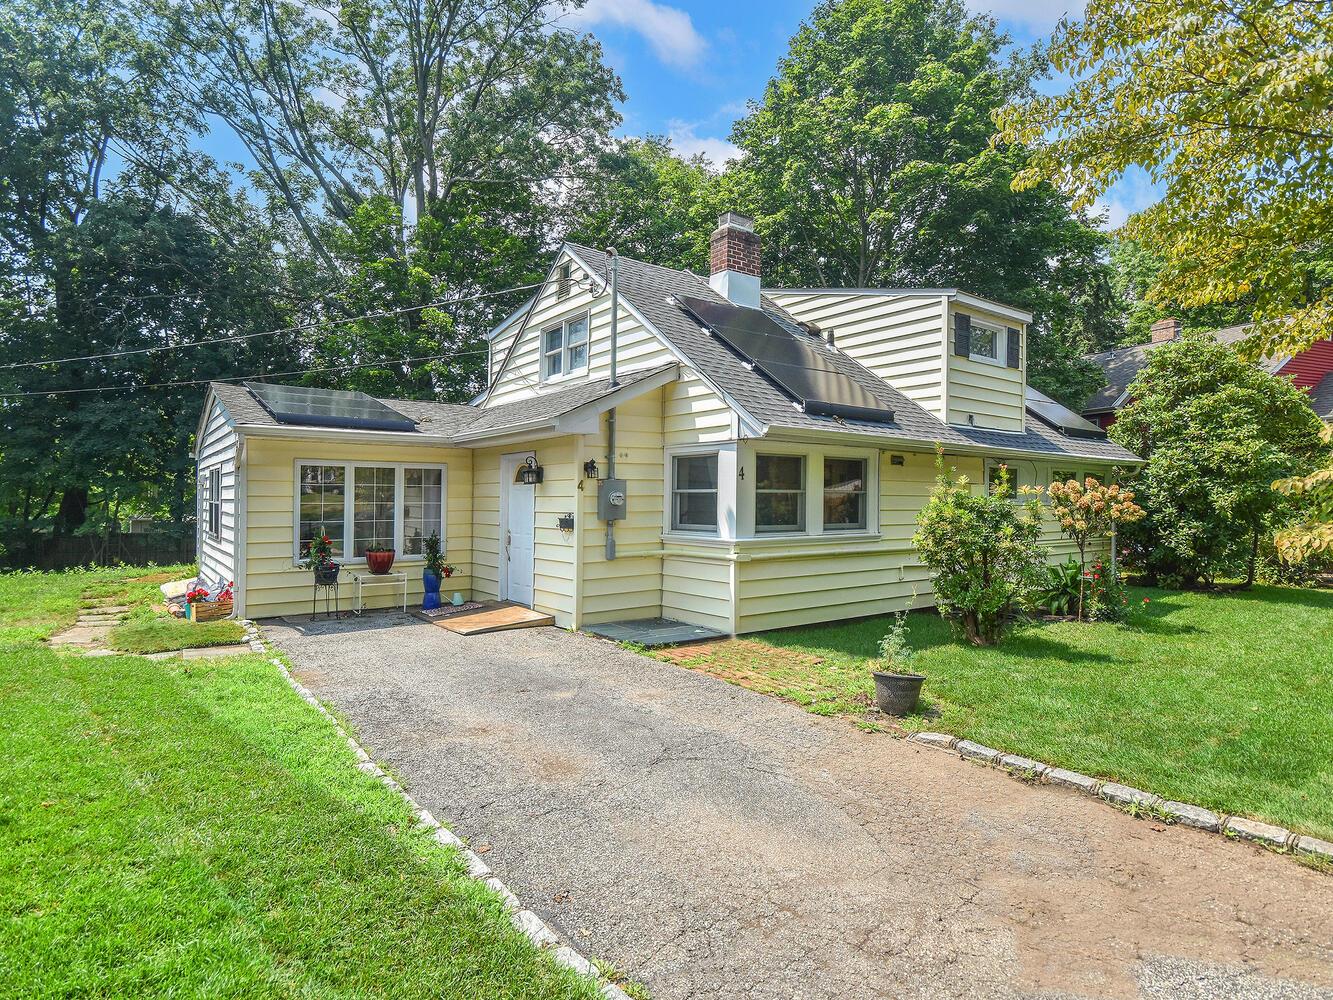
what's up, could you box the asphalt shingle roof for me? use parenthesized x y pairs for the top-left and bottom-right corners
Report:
(565, 244), (1140, 464)
(1309, 372), (1333, 421)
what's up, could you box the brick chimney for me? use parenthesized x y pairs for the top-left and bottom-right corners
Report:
(709, 212), (761, 308)
(1150, 317), (1181, 344)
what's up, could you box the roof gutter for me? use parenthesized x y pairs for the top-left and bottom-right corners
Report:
(235, 423), (458, 446)
(762, 426), (1142, 466)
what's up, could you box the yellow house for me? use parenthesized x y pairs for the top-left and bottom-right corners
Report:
(193, 213), (1141, 632)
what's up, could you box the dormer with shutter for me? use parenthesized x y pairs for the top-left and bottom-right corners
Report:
(766, 288), (1031, 433)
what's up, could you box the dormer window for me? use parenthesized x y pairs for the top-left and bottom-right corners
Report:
(969, 322), (1001, 362)
(541, 314), (589, 380)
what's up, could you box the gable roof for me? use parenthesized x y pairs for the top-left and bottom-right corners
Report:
(1309, 371), (1333, 421)
(560, 244), (1139, 464)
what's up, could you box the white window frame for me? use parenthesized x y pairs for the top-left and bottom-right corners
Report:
(201, 466), (222, 539)
(754, 453), (807, 534)
(292, 459), (447, 566)
(540, 311), (590, 382)
(670, 451), (721, 534)
(735, 442), (880, 540)
(822, 455), (869, 532)
(968, 319), (1005, 366)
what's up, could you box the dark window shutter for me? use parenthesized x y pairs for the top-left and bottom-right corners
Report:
(1006, 327), (1021, 368)
(954, 312), (971, 357)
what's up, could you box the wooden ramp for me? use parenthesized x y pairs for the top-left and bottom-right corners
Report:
(432, 602), (555, 636)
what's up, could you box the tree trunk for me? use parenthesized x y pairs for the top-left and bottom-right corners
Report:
(1240, 525), (1260, 590)
(54, 487), (88, 536)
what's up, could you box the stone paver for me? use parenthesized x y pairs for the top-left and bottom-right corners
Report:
(266, 614), (1333, 1000)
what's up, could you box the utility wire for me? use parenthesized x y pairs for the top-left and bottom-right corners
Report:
(0, 345), (493, 400)
(0, 281), (541, 371)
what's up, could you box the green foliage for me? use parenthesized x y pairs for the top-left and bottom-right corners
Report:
(875, 610), (916, 673)
(997, 0), (1333, 360)
(1273, 424), (1333, 564)
(1037, 557), (1082, 616)
(108, 610), (245, 654)
(1110, 335), (1327, 586)
(423, 532), (445, 579)
(1109, 237), (1252, 346)
(726, 0), (1120, 406)
(913, 461), (1046, 645)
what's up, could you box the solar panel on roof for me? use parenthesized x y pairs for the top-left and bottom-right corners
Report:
(244, 381), (417, 432)
(1025, 386), (1108, 440)
(675, 296), (896, 424)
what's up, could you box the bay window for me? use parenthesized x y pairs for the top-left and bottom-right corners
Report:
(823, 457), (867, 531)
(671, 453), (719, 532)
(294, 461), (445, 562)
(755, 454), (805, 532)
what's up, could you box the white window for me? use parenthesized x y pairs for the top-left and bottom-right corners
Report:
(671, 453), (719, 532)
(970, 322), (1002, 362)
(541, 314), (589, 380)
(294, 461), (445, 562)
(352, 466), (395, 556)
(201, 466), (222, 538)
(402, 467), (443, 556)
(823, 458), (867, 530)
(755, 454), (805, 533)
(298, 464), (346, 558)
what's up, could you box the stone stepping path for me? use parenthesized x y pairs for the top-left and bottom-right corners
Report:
(49, 606), (132, 649)
(48, 605), (264, 661)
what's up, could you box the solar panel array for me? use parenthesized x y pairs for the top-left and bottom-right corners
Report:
(1024, 386), (1108, 440)
(676, 296), (896, 424)
(245, 381), (417, 432)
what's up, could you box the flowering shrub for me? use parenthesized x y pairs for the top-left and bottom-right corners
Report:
(1047, 477), (1145, 620)
(914, 461), (1045, 646)
(303, 530), (336, 570)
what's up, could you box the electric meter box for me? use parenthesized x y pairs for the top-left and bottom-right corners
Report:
(597, 479), (628, 521)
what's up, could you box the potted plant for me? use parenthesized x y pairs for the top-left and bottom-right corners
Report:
(365, 545), (396, 575)
(422, 533), (444, 610)
(304, 531), (340, 585)
(869, 610), (925, 716)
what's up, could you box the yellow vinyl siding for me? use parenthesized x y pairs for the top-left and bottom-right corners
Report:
(486, 249), (679, 408)
(661, 548), (734, 632)
(577, 389), (665, 624)
(769, 291), (948, 419)
(946, 301), (1025, 432)
(243, 437), (473, 619)
(664, 371), (734, 444)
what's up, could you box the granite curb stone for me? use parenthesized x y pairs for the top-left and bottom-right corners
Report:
(909, 731), (1315, 867)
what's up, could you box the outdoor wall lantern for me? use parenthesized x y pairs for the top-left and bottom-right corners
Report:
(515, 456), (544, 485)
(583, 458), (599, 480)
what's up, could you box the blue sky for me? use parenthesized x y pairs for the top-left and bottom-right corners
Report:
(561, 0), (1160, 228)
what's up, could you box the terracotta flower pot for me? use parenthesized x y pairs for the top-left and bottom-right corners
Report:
(366, 549), (395, 575)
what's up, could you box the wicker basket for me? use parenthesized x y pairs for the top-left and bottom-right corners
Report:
(187, 600), (234, 622)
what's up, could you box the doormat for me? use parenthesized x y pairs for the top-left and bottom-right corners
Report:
(416, 602), (485, 620)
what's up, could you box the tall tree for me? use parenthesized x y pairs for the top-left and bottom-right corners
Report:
(726, 0), (1118, 406)
(1109, 236), (1253, 345)
(996, 0), (1333, 361)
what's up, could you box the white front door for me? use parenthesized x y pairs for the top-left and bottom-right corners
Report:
(500, 452), (536, 607)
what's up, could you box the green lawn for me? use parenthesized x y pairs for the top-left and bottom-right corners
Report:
(0, 567), (605, 998)
(752, 586), (1333, 841)
(108, 607), (247, 653)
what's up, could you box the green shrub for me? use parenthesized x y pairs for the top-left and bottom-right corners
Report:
(914, 461), (1045, 646)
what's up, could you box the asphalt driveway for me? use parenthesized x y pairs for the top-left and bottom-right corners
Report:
(264, 613), (1333, 1000)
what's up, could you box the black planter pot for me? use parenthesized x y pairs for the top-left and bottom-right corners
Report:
(872, 670), (925, 716)
(314, 562), (340, 586)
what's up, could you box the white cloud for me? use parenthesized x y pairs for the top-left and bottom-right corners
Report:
(964, 0), (1083, 32)
(667, 120), (740, 165)
(565, 0), (706, 70)
(1093, 167), (1164, 231)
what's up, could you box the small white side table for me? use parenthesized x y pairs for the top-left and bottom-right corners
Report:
(349, 569), (408, 615)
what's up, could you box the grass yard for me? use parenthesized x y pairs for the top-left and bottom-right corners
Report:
(689, 585), (1332, 842)
(108, 606), (246, 653)
(0, 567), (605, 998)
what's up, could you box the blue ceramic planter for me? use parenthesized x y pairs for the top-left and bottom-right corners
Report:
(422, 568), (442, 610)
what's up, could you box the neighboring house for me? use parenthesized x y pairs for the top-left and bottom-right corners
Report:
(194, 212), (1140, 631)
(1083, 317), (1333, 428)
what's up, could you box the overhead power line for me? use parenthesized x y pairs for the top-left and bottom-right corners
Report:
(0, 281), (541, 371)
(0, 345), (493, 400)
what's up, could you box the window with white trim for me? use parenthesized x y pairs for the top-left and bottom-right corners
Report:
(986, 462), (1028, 499)
(298, 464), (346, 558)
(541, 314), (589, 379)
(352, 466), (395, 556)
(201, 466), (222, 538)
(671, 453), (719, 532)
(402, 467), (443, 555)
(823, 458), (867, 530)
(755, 454), (805, 533)
(969, 321), (1002, 362)
(295, 461), (445, 562)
